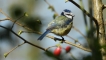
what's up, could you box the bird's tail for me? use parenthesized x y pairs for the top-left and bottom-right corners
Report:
(37, 30), (51, 40)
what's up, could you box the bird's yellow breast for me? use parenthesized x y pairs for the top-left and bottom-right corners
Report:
(51, 22), (73, 36)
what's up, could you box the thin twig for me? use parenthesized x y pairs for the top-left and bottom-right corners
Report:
(45, 45), (57, 51)
(66, 35), (81, 46)
(79, 0), (88, 29)
(11, 13), (25, 29)
(4, 42), (25, 58)
(70, 52), (77, 60)
(89, 0), (93, 30)
(44, 0), (59, 16)
(22, 31), (37, 33)
(73, 26), (87, 40)
(0, 18), (9, 21)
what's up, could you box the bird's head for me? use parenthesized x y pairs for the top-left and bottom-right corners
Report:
(61, 9), (75, 19)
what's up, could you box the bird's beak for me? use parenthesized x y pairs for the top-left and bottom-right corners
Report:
(71, 13), (75, 17)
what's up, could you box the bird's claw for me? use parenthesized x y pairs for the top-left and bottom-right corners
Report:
(60, 37), (65, 43)
(54, 37), (59, 41)
(54, 37), (65, 43)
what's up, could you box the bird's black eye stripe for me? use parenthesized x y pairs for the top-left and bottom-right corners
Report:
(66, 14), (71, 16)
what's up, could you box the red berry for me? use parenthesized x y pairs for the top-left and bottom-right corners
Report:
(54, 47), (61, 56)
(65, 46), (71, 53)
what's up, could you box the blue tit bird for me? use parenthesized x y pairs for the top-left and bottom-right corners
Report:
(37, 9), (74, 41)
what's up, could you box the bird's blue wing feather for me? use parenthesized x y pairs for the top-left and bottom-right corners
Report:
(37, 29), (51, 40)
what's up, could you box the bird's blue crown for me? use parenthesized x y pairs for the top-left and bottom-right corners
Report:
(61, 9), (71, 16)
(64, 9), (71, 13)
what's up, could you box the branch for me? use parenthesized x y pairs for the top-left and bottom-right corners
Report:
(0, 18), (9, 21)
(46, 35), (91, 52)
(64, 40), (91, 52)
(103, 5), (106, 10)
(0, 25), (46, 51)
(67, 0), (99, 38)
(18, 30), (90, 52)
(0, 25), (91, 52)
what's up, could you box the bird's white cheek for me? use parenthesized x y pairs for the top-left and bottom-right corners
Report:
(66, 15), (72, 19)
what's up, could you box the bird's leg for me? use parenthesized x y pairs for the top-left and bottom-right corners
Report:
(60, 36), (65, 43)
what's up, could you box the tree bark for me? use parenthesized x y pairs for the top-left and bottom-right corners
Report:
(93, 0), (106, 60)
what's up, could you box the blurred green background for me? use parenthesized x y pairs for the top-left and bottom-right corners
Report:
(0, 0), (106, 60)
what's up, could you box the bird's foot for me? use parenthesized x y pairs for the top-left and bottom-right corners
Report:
(54, 36), (65, 43)
(54, 37), (61, 41)
(60, 36), (65, 43)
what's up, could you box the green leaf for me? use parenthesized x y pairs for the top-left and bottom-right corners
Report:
(53, 13), (58, 19)
(65, 0), (69, 3)
(18, 30), (23, 35)
(48, 5), (55, 12)
(4, 53), (9, 58)
(24, 12), (28, 17)
(36, 20), (42, 24)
